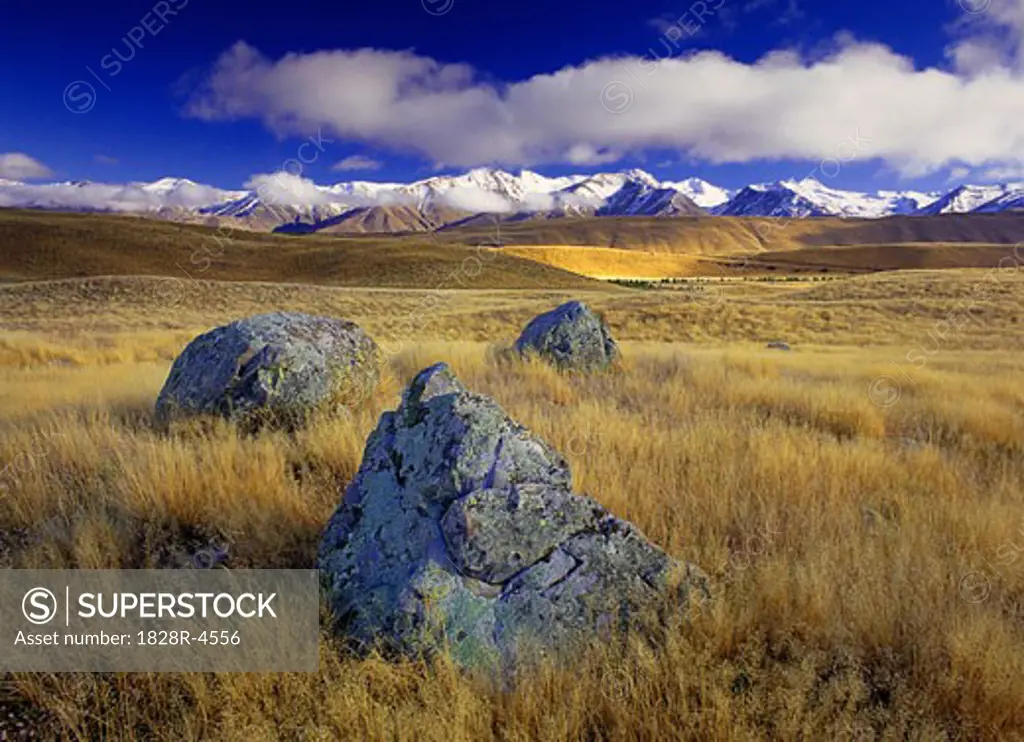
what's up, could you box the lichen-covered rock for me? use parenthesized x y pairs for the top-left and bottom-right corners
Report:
(514, 301), (619, 371)
(156, 312), (379, 429)
(317, 363), (708, 673)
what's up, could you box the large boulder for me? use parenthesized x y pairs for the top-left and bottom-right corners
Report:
(514, 301), (619, 371)
(317, 363), (708, 674)
(156, 312), (379, 429)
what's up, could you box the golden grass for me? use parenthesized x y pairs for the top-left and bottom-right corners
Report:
(500, 241), (1024, 282)
(502, 245), (714, 279)
(2, 272), (1024, 739)
(3, 268), (1024, 353)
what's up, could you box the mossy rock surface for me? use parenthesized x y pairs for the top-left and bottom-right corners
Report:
(317, 363), (709, 675)
(156, 312), (379, 429)
(514, 300), (619, 371)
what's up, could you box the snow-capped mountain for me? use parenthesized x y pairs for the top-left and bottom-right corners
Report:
(715, 182), (827, 218)
(921, 183), (1024, 215)
(198, 193), (352, 223)
(663, 177), (733, 209)
(195, 168), (595, 223)
(138, 177), (198, 195)
(715, 178), (941, 219)
(973, 186), (1024, 213)
(201, 168), (672, 224)
(558, 169), (659, 205)
(1, 167), (1022, 232)
(877, 190), (941, 215)
(390, 168), (587, 212)
(597, 178), (703, 217)
(324, 179), (406, 202)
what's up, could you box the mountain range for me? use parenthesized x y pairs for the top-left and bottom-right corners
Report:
(0, 168), (1021, 234)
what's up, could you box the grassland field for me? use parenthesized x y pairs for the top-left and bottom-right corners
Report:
(1, 210), (1024, 739)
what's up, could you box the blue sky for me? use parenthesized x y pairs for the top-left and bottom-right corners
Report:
(1, 0), (1021, 192)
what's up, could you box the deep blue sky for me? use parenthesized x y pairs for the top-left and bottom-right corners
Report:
(0, 0), (976, 190)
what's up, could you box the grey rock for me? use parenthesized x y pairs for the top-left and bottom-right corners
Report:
(441, 485), (604, 584)
(317, 363), (708, 674)
(156, 312), (379, 429)
(766, 341), (792, 351)
(514, 301), (619, 371)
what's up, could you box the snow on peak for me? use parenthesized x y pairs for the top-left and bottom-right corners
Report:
(717, 177), (943, 218)
(3, 168), (1023, 222)
(664, 177), (733, 208)
(618, 168), (659, 186)
(919, 183), (1024, 214)
(972, 184), (1024, 213)
(140, 177), (199, 193)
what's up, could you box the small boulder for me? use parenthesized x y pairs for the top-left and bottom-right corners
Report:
(514, 301), (619, 371)
(766, 341), (791, 351)
(156, 312), (379, 429)
(317, 363), (708, 674)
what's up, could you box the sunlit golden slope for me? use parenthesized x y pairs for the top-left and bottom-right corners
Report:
(503, 242), (1024, 279)
(502, 246), (715, 278)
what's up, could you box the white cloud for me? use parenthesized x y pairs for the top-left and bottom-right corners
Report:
(0, 181), (232, 212)
(564, 144), (622, 166)
(981, 163), (1024, 181)
(0, 153), (53, 180)
(946, 0), (1024, 74)
(244, 171), (335, 207)
(149, 181), (237, 208)
(947, 165), (971, 182)
(243, 171), (411, 209)
(184, 29), (1024, 178)
(437, 186), (513, 213)
(332, 155), (383, 171)
(94, 155), (119, 166)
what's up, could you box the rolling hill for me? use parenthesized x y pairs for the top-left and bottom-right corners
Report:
(1, 208), (1021, 289)
(0, 209), (605, 290)
(436, 212), (1024, 255)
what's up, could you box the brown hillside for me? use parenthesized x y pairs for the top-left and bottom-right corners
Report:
(801, 213), (1024, 247)
(0, 209), (604, 289)
(299, 203), (472, 234)
(733, 242), (1024, 273)
(438, 213), (1024, 255)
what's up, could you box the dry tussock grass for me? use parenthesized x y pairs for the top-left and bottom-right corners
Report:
(2, 311), (1024, 738)
(3, 269), (1024, 355)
